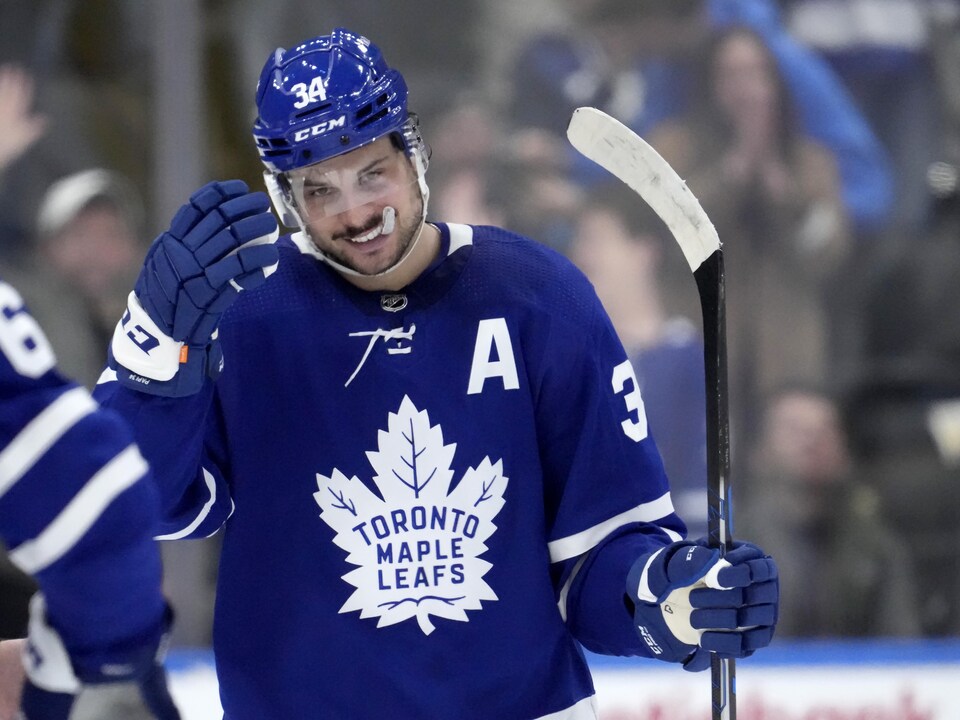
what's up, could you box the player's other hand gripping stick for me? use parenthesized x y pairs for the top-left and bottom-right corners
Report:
(627, 540), (779, 672)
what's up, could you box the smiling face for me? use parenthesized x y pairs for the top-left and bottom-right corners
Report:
(287, 136), (425, 277)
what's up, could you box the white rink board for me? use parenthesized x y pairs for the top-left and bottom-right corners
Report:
(592, 665), (960, 720)
(167, 642), (960, 719)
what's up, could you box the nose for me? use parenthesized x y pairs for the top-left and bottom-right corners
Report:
(338, 202), (377, 229)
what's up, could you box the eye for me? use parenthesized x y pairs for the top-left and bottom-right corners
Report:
(359, 169), (384, 185)
(307, 185), (336, 199)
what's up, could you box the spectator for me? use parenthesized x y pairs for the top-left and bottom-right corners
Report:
(506, 0), (894, 236)
(507, 0), (703, 138)
(843, 154), (960, 636)
(707, 0), (895, 236)
(0, 64), (47, 260)
(425, 96), (506, 228)
(2, 168), (143, 389)
(496, 127), (584, 254)
(739, 385), (920, 637)
(649, 25), (851, 451)
(568, 183), (708, 536)
(783, 0), (958, 234)
(0, 65), (47, 191)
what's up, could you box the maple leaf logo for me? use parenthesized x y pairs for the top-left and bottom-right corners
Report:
(313, 396), (509, 635)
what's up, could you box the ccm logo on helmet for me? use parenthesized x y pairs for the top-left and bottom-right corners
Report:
(293, 116), (347, 142)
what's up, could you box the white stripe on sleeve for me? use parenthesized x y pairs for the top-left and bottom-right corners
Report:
(0, 387), (98, 499)
(154, 468), (218, 540)
(9, 444), (149, 574)
(96, 367), (118, 385)
(547, 493), (682, 563)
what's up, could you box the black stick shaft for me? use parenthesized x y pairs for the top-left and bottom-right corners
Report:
(694, 250), (735, 720)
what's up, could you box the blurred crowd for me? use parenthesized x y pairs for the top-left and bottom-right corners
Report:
(2, 0), (959, 665)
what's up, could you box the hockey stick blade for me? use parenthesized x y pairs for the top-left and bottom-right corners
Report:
(567, 107), (735, 720)
(566, 107), (720, 273)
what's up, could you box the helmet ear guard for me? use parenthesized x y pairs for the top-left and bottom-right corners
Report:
(399, 115), (431, 214)
(262, 171), (302, 229)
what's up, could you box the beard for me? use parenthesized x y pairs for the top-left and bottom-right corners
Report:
(309, 185), (425, 277)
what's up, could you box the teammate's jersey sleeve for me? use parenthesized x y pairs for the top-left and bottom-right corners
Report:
(0, 277), (166, 658)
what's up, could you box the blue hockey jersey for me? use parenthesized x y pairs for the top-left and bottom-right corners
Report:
(96, 224), (687, 719)
(0, 277), (166, 665)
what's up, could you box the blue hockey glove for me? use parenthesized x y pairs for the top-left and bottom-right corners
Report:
(110, 180), (279, 397)
(19, 595), (181, 720)
(626, 539), (778, 672)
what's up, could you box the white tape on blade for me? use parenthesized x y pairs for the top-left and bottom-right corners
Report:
(566, 107), (720, 272)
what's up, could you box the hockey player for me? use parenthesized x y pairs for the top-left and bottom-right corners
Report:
(0, 277), (179, 720)
(96, 28), (779, 719)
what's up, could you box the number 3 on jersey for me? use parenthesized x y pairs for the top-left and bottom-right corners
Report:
(612, 359), (647, 442)
(0, 280), (56, 378)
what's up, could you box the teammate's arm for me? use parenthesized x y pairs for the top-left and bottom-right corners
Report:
(0, 277), (178, 719)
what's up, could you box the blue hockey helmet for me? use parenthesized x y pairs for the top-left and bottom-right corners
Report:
(252, 28), (429, 228)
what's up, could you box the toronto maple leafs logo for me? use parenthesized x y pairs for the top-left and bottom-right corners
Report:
(313, 396), (508, 635)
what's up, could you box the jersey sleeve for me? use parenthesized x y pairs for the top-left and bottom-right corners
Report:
(93, 375), (233, 541)
(531, 272), (688, 656)
(0, 278), (166, 659)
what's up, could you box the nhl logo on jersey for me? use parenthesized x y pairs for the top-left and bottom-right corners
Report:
(380, 293), (407, 312)
(313, 396), (508, 635)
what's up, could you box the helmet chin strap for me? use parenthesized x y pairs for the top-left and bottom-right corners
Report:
(314, 204), (426, 279)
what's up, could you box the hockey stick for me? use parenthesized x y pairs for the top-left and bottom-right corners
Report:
(566, 107), (735, 720)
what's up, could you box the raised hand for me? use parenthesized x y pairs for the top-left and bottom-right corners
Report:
(111, 180), (279, 396)
(0, 65), (47, 173)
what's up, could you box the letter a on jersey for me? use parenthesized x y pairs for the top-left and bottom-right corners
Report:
(467, 318), (519, 395)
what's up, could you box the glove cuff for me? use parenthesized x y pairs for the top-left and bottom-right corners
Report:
(111, 293), (223, 397)
(111, 342), (222, 398)
(111, 292), (184, 382)
(22, 595), (81, 695)
(20, 682), (76, 719)
(626, 547), (664, 605)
